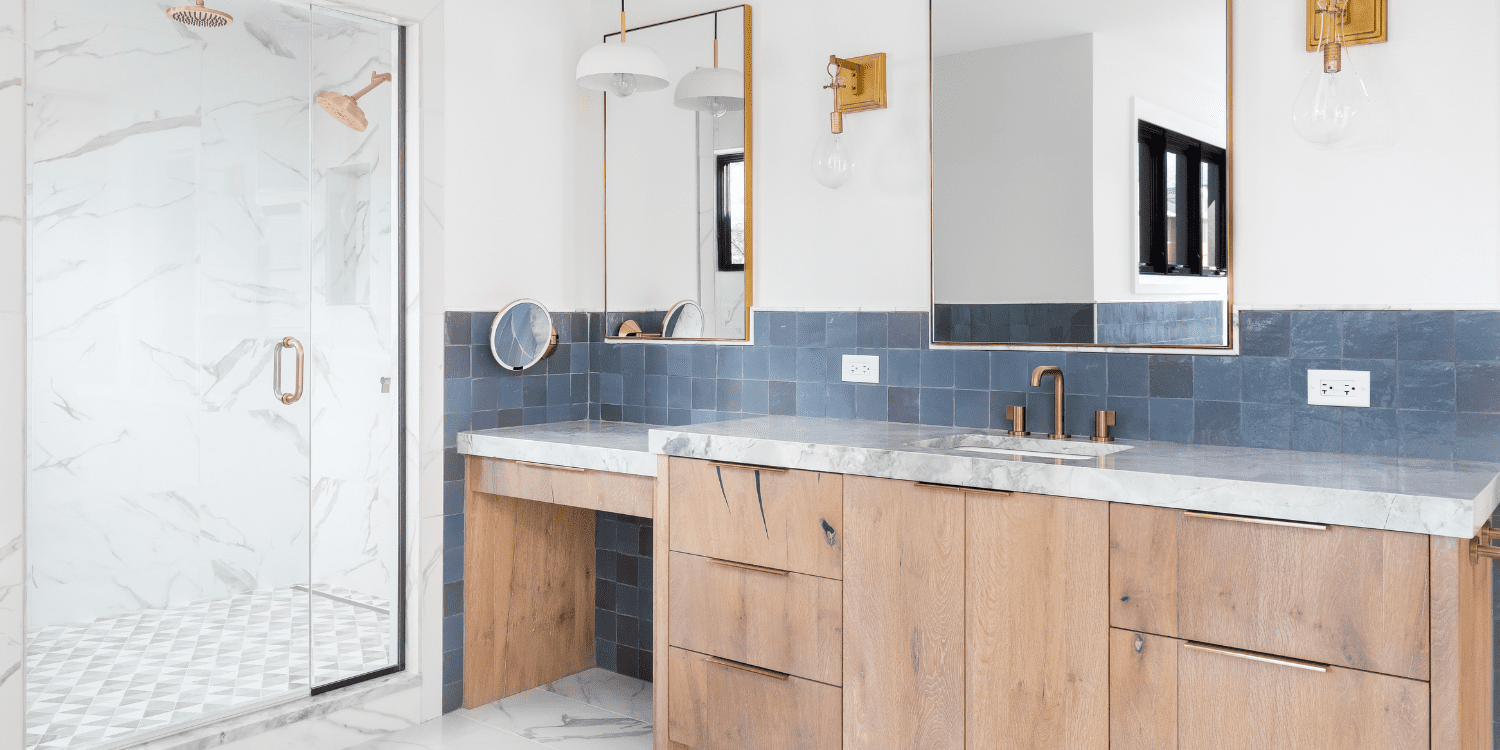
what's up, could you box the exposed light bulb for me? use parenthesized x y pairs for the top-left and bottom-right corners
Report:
(812, 130), (855, 189)
(1293, 1), (1372, 145)
(707, 97), (729, 118)
(609, 72), (638, 98)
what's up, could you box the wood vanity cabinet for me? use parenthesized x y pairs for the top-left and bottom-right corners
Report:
(659, 459), (1493, 750)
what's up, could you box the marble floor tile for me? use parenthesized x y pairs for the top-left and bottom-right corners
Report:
(461, 688), (652, 749)
(345, 714), (540, 750)
(541, 669), (652, 724)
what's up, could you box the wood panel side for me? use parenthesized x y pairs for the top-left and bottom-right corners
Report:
(462, 478), (596, 708)
(967, 492), (1109, 750)
(842, 476), (965, 750)
(669, 552), (843, 686)
(1109, 629), (1177, 750)
(668, 457), (843, 579)
(469, 456), (654, 517)
(1179, 641), (1429, 750)
(655, 456), (671, 750)
(1109, 504), (1178, 637)
(1178, 516), (1430, 680)
(1431, 535), (1493, 750)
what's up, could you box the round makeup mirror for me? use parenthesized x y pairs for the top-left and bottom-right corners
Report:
(490, 299), (557, 371)
(663, 300), (705, 339)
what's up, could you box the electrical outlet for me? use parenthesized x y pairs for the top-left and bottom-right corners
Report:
(842, 354), (880, 384)
(1307, 369), (1371, 407)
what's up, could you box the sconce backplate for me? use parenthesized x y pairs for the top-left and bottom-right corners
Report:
(1306, 0), (1387, 51)
(835, 53), (887, 114)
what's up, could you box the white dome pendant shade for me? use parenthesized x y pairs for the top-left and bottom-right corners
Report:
(675, 13), (744, 117)
(577, 1), (669, 98)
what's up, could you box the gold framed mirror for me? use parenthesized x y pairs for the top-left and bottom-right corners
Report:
(604, 5), (753, 342)
(930, 0), (1234, 350)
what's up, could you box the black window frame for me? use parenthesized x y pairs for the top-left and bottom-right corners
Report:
(716, 152), (745, 272)
(1138, 120), (1227, 277)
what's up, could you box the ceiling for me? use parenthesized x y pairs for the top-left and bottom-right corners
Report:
(933, 0), (1227, 58)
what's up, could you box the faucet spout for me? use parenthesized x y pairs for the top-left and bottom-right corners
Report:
(1030, 366), (1069, 440)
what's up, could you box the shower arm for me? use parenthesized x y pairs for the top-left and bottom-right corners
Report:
(350, 72), (393, 102)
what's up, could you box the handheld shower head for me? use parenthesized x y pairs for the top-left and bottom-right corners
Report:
(316, 72), (393, 132)
(166, 0), (233, 27)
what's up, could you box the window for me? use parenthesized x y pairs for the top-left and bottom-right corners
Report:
(717, 153), (746, 272)
(1138, 121), (1227, 277)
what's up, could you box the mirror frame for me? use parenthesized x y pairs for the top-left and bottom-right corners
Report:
(603, 4), (754, 343)
(928, 0), (1235, 351)
(490, 299), (558, 371)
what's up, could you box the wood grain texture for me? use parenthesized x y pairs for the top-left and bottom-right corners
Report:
(462, 461), (595, 708)
(967, 492), (1109, 750)
(1178, 513), (1430, 680)
(1179, 640), (1429, 750)
(668, 647), (841, 750)
(669, 551), (843, 685)
(1430, 535), (1494, 750)
(1109, 504), (1178, 637)
(669, 457), (843, 579)
(1109, 629), (1177, 750)
(469, 455), (655, 517)
(655, 455), (671, 750)
(842, 477), (965, 750)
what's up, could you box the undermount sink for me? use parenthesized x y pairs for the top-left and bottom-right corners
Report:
(910, 434), (1134, 461)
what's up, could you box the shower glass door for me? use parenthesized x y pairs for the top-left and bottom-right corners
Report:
(24, 2), (402, 748)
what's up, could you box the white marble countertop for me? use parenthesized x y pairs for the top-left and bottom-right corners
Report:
(648, 416), (1500, 539)
(458, 421), (659, 477)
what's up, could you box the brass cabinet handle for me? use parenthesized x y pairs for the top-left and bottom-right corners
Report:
(274, 337), (305, 405)
(708, 558), (790, 577)
(515, 460), (587, 473)
(1184, 511), (1329, 531)
(708, 461), (789, 474)
(915, 482), (1011, 497)
(1184, 642), (1328, 673)
(707, 656), (790, 681)
(1470, 522), (1500, 561)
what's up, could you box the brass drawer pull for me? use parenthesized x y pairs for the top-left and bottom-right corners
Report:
(1184, 642), (1329, 673)
(707, 656), (790, 681)
(708, 461), (789, 474)
(709, 558), (790, 577)
(515, 461), (587, 473)
(1184, 511), (1329, 531)
(915, 482), (1011, 497)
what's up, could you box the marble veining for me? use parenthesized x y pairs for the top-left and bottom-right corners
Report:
(649, 416), (1500, 539)
(458, 421), (659, 477)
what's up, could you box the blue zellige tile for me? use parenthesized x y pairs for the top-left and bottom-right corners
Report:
(1455, 311), (1500, 361)
(1397, 360), (1456, 412)
(1290, 311), (1343, 358)
(1398, 311), (1455, 361)
(1342, 311), (1398, 359)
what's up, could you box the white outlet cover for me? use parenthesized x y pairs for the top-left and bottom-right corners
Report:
(1307, 369), (1371, 408)
(842, 354), (880, 384)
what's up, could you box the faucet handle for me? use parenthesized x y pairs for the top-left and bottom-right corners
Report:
(1092, 410), (1117, 443)
(1006, 405), (1031, 437)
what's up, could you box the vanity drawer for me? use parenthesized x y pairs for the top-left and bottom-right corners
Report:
(668, 457), (843, 580)
(1112, 504), (1431, 680)
(1178, 641), (1428, 750)
(467, 456), (654, 517)
(668, 551), (842, 686)
(668, 647), (841, 750)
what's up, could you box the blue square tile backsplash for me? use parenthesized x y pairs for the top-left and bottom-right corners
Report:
(441, 307), (1500, 712)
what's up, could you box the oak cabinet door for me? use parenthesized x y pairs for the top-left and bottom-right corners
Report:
(967, 492), (1109, 750)
(1178, 641), (1428, 750)
(842, 477), (965, 750)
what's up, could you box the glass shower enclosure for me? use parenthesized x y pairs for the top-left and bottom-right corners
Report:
(24, 1), (405, 748)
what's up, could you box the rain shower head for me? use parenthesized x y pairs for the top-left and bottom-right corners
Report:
(317, 72), (393, 132)
(165, 0), (233, 27)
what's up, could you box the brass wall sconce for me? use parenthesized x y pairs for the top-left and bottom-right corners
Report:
(1293, 0), (1382, 145)
(812, 53), (887, 189)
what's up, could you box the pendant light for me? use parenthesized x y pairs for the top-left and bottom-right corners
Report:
(577, 0), (669, 98)
(674, 13), (745, 118)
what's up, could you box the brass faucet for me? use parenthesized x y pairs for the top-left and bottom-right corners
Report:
(1030, 366), (1069, 440)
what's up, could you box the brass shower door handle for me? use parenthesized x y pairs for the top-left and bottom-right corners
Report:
(275, 337), (305, 405)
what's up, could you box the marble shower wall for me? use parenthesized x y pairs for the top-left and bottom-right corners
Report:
(1, 0), (26, 743)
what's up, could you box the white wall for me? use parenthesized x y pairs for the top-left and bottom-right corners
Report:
(443, 0), (1500, 315)
(933, 35), (1094, 305)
